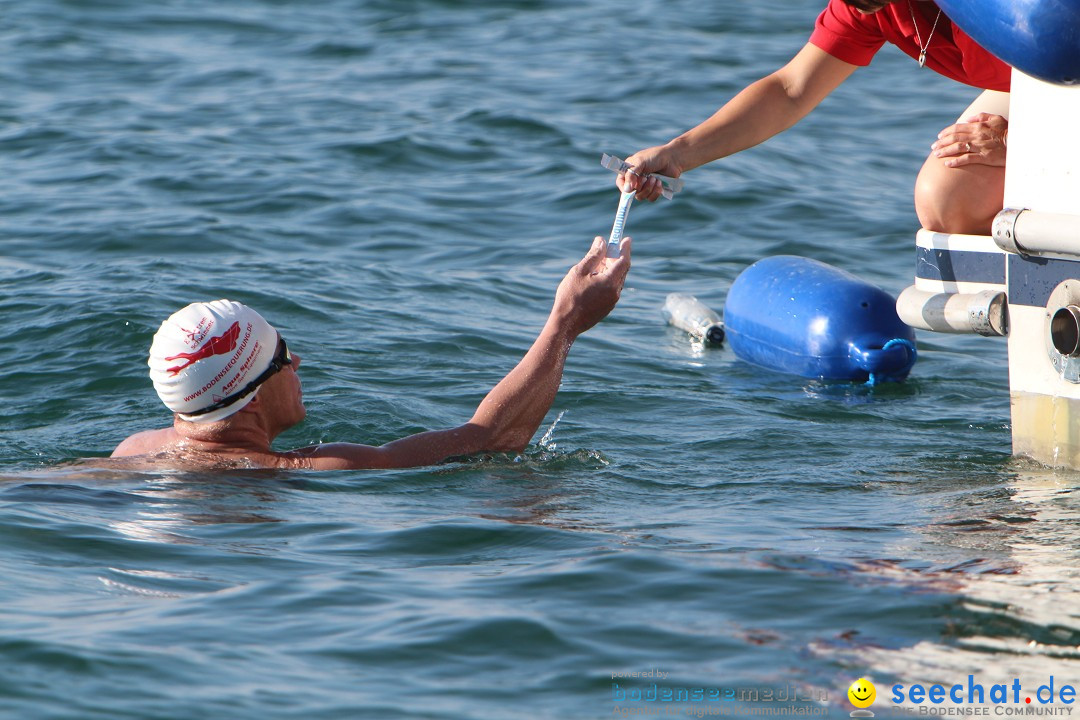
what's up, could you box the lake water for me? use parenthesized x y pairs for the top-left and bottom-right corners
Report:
(1, 0), (1078, 718)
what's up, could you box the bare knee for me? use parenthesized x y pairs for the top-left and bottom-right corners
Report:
(914, 161), (1004, 235)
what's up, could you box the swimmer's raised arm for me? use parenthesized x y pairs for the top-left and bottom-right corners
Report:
(292, 236), (631, 470)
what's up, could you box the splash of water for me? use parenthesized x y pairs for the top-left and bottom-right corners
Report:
(537, 410), (566, 450)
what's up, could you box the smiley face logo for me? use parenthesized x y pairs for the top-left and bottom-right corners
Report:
(848, 678), (876, 709)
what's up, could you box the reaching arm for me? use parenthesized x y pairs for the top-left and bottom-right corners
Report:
(293, 236), (631, 470)
(620, 43), (858, 201)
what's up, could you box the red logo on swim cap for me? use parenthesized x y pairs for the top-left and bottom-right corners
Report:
(165, 321), (242, 376)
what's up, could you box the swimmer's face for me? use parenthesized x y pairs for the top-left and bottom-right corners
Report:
(848, 679), (876, 709)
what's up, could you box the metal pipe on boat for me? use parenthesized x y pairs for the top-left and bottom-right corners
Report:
(1050, 305), (1080, 356)
(992, 208), (1080, 258)
(896, 286), (1008, 336)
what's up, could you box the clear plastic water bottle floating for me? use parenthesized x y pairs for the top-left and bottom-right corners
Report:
(662, 293), (725, 346)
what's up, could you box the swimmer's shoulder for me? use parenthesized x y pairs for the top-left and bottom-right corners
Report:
(111, 427), (179, 458)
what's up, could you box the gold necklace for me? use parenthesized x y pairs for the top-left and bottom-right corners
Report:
(909, 0), (944, 68)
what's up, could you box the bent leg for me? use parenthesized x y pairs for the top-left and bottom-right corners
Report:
(914, 155), (1005, 234)
(914, 90), (1010, 235)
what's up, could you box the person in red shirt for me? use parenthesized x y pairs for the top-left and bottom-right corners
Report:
(619, 0), (1010, 236)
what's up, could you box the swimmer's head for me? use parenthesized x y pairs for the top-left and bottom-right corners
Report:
(148, 300), (280, 423)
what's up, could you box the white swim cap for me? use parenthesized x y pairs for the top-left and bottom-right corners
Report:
(148, 300), (280, 423)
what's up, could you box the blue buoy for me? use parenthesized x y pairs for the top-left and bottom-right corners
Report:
(723, 256), (917, 383)
(936, 0), (1080, 86)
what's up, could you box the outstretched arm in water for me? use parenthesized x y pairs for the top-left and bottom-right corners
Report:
(293, 236), (632, 470)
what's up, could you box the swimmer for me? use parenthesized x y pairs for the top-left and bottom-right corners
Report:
(111, 237), (630, 470)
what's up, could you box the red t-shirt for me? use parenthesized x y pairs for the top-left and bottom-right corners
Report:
(809, 0), (1011, 91)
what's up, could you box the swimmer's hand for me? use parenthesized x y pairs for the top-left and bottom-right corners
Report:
(616, 145), (684, 202)
(932, 113), (1008, 169)
(553, 236), (632, 336)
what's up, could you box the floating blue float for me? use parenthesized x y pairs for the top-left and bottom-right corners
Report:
(937, 0), (1080, 85)
(723, 256), (917, 384)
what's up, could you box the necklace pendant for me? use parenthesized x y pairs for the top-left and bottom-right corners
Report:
(918, 50), (927, 68)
